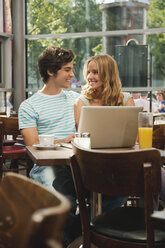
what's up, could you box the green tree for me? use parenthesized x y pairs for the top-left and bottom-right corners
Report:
(147, 0), (165, 76)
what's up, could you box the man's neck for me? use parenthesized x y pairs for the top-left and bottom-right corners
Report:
(40, 82), (62, 95)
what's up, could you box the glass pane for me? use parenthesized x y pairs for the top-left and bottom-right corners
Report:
(0, 91), (13, 113)
(26, 0), (153, 34)
(26, 37), (102, 89)
(100, 1), (148, 31)
(26, 32), (165, 90)
(147, 34), (165, 87)
(26, 0), (102, 34)
(0, 42), (1, 85)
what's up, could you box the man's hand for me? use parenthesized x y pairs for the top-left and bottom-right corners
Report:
(22, 127), (75, 146)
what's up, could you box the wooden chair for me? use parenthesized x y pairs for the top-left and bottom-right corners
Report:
(10, 111), (18, 117)
(0, 117), (33, 179)
(0, 112), (6, 116)
(151, 209), (165, 231)
(70, 142), (165, 248)
(153, 114), (165, 125)
(0, 172), (70, 248)
(153, 124), (165, 150)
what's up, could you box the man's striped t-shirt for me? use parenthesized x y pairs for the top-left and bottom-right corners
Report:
(18, 90), (80, 140)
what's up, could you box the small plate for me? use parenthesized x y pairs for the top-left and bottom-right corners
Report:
(60, 143), (72, 149)
(33, 144), (60, 150)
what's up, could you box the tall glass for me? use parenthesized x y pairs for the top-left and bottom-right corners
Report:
(138, 112), (153, 149)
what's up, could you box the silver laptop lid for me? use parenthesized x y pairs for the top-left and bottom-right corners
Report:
(78, 106), (143, 148)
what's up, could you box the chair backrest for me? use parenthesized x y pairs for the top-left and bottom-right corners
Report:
(0, 112), (6, 115)
(0, 116), (20, 139)
(153, 124), (165, 149)
(0, 121), (3, 155)
(151, 209), (165, 231)
(0, 172), (70, 248)
(71, 142), (161, 198)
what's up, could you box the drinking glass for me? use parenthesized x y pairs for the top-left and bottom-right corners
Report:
(74, 132), (91, 148)
(138, 112), (153, 149)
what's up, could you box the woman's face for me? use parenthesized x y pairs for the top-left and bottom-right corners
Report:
(157, 93), (164, 102)
(86, 60), (103, 90)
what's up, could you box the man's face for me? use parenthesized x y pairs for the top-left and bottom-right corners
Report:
(54, 61), (74, 89)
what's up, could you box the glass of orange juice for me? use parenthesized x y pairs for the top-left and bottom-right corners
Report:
(138, 112), (153, 149)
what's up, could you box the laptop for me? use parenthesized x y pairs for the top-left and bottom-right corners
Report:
(78, 106), (143, 148)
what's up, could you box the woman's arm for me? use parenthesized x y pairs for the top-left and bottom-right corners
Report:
(74, 98), (85, 130)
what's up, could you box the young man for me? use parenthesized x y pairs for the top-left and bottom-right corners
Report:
(18, 46), (80, 246)
(19, 46), (79, 187)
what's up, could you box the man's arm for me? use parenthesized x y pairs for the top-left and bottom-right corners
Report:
(21, 127), (75, 146)
(21, 127), (39, 146)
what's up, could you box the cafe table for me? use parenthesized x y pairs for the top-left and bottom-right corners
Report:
(26, 145), (73, 166)
(26, 144), (165, 167)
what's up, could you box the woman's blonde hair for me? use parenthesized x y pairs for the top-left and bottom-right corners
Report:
(82, 54), (123, 106)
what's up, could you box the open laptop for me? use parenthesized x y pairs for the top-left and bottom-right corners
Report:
(78, 106), (143, 148)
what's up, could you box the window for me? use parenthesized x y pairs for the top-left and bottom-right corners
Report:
(0, 0), (13, 110)
(0, 41), (1, 85)
(25, 0), (165, 93)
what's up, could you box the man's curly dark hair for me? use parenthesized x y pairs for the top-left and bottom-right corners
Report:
(38, 46), (74, 83)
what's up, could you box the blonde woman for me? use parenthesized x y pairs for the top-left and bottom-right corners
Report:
(75, 54), (135, 212)
(75, 54), (135, 128)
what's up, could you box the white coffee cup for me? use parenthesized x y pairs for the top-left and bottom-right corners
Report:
(39, 134), (54, 146)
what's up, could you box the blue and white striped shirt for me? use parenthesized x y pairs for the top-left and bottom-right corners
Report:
(18, 90), (79, 140)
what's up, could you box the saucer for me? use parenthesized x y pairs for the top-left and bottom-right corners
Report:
(33, 144), (60, 150)
(60, 143), (72, 149)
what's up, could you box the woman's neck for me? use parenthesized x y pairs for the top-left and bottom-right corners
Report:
(90, 98), (103, 106)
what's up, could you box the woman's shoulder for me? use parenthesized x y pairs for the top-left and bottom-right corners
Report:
(78, 95), (90, 106)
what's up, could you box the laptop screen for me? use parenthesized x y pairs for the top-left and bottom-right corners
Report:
(78, 106), (143, 148)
